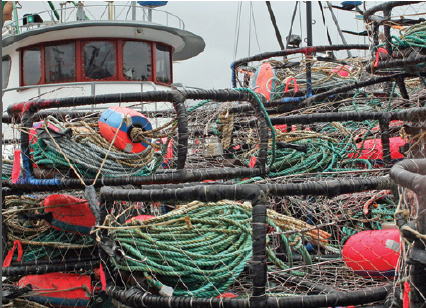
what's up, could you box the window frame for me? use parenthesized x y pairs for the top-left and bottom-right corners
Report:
(19, 38), (173, 86)
(44, 40), (77, 84)
(120, 39), (154, 82)
(81, 39), (118, 82)
(20, 44), (44, 86)
(2, 55), (11, 90)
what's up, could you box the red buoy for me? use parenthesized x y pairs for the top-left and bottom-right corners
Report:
(343, 229), (401, 278)
(17, 273), (93, 308)
(43, 194), (96, 235)
(349, 136), (405, 166)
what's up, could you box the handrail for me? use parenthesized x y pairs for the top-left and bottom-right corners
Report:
(2, 81), (205, 97)
(2, 81), (158, 97)
(7, 4), (185, 35)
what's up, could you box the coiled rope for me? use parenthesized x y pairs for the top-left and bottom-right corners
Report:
(104, 200), (330, 297)
(29, 116), (173, 178)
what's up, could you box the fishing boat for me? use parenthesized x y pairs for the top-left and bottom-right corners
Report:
(2, 1), (426, 308)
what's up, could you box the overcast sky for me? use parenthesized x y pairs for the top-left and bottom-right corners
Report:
(18, 1), (404, 89)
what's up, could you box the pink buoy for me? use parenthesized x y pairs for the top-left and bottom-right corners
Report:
(330, 65), (352, 77)
(343, 229), (401, 278)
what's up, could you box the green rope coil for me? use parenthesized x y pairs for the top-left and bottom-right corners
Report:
(109, 201), (313, 297)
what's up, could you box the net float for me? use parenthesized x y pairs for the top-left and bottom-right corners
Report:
(98, 106), (152, 154)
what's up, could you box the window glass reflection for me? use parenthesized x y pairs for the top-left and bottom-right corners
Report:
(45, 43), (76, 83)
(123, 41), (151, 81)
(2, 56), (11, 89)
(156, 44), (171, 84)
(23, 47), (41, 85)
(84, 41), (115, 79)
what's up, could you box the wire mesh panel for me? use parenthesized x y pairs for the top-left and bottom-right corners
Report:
(93, 177), (397, 308)
(1, 192), (104, 308)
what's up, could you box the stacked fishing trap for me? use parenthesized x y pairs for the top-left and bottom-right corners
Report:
(2, 2), (426, 308)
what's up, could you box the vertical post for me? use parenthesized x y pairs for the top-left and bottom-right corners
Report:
(148, 8), (152, 22)
(383, 9), (393, 58)
(20, 110), (35, 178)
(107, 2), (111, 20)
(131, 1), (137, 21)
(96, 191), (114, 293)
(396, 76), (409, 100)
(306, 2), (313, 97)
(379, 113), (391, 168)
(250, 198), (267, 306)
(383, 8), (394, 96)
(2, 198), (8, 259)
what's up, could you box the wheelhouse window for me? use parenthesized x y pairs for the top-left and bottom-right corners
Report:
(156, 44), (171, 84)
(2, 56), (11, 89)
(23, 47), (41, 85)
(123, 41), (152, 81)
(45, 43), (76, 83)
(19, 39), (172, 86)
(84, 41), (115, 80)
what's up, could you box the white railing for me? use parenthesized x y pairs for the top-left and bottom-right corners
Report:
(5, 3), (185, 36)
(2, 81), (157, 96)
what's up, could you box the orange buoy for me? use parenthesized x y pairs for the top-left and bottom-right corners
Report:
(343, 229), (401, 278)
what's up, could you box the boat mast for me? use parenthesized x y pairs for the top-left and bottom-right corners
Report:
(306, 1), (313, 96)
(326, 1), (353, 58)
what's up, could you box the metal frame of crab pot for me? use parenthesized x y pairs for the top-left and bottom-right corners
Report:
(302, 71), (426, 105)
(364, 1), (425, 96)
(231, 44), (370, 101)
(1, 186), (105, 307)
(246, 107), (426, 168)
(364, 1), (424, 57)
(97, 176), (392, 308)
(390, 159), (426, 308)
(4, 90), (270, 189)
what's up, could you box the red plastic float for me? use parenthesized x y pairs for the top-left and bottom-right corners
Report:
(343, 229), (401, 278)
(43, 194), (96, 235)
(17, 273), (93, 308)
(349, 136), (405, 166)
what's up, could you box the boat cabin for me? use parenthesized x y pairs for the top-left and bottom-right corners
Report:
(2, 2), (205, 105)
